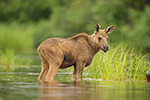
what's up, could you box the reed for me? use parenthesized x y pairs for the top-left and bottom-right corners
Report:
(0, 50), (19, 70)
(85, 43), (150, 81)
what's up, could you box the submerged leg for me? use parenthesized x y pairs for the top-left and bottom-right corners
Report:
(72, 65), (76, 81)
(45, 60), (62, 81)
(38, 52), (49, 81)
(75, 62), (85, 81)
(41, 47), (64, 81)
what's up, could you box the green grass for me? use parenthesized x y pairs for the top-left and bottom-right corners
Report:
(85, 43), (150, 81)
(0, 50), (20, 71)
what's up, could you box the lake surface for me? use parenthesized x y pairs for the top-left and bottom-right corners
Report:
(0, 55), (150, 100)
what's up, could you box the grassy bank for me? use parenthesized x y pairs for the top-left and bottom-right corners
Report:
(85, 43), (150, 81)
(0, 50), (21, 71)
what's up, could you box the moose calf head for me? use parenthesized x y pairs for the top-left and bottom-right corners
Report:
(93, 24), (115, 52)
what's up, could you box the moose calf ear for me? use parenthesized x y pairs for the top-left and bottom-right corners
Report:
(94, 24), (101, 33)
(104, 26), (115, 34)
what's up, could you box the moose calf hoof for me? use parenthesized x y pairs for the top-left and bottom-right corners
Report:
(38, 77), (43, 81)
(146, 69), (150, 82)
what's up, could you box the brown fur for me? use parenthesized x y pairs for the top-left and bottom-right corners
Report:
(37, 24), (115, 81)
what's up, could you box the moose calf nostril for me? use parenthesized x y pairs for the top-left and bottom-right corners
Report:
(103, 46), (109, 52)
(104, 46), (108, 50)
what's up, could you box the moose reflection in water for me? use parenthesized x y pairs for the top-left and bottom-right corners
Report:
(38, 80), (94, 100)
(38, 80), (150, 100)
(37, 24), (115, 81)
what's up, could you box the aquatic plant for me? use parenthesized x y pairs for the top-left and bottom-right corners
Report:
(85, 43), (150, 81)
(0, 50), (19, 70)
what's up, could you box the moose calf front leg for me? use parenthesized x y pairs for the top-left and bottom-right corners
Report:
(75, 63), (84, 81)
(72, 66), (76, 81)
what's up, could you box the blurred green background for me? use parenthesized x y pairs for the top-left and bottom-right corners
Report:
(0, 0), (150, 54)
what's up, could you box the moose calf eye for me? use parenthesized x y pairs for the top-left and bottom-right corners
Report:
(98, 37), (101, 41)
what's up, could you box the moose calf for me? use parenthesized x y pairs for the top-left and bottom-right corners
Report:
(38, 24), (115, 81)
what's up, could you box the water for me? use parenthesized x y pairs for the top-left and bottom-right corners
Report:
(0, 56), (150, 100)
(0, 66), (150, 100)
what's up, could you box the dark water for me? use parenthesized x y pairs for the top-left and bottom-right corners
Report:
(0, 66), (150, 100)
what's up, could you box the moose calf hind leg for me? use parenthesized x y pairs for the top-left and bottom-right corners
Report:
(45, 58), (63, 81)
(44, 48), (64, 81)
(38, 54), (49, 81)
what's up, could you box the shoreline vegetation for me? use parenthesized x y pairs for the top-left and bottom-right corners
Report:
(0, 50), (18, 70)
(85, 44), (150, 81)
(0, 50), (30, 71)
(0, 43), (149, 81)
